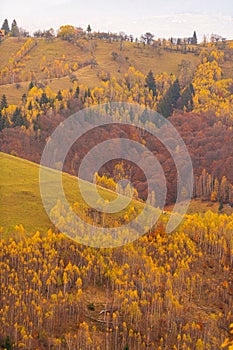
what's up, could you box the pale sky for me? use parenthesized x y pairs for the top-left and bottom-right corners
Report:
(1, 0), (233, 40)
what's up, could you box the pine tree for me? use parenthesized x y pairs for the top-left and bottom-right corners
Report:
(179, 83), (194, 111)
(170, 79), (181, 105)
(0, 94), (8, 110)
(218, 200), (223, 212)
(157, 79), (181, 117)
(146, 70), (157, 97)
(28, 101), (33, 110)
(87, 24), (92, 34)
(157, 97), (173, 118)
(11, 19), (19, 37)
(1, 19), (10, 34)
(75, 86), (80, 98)
(192, 31), (197, 44)
(11, 108), (27, 128)
(28, 81), (34, 90)
(56, 90), (63, 101)
(40, 92), (49, 106)
(0, 111), (10, 131)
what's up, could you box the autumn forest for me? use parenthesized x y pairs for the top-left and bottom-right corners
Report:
(0, 15), (233, 350)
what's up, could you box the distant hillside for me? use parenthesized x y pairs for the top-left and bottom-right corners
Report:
(1, 37), (233, 104)
(0, 36), (201, 104)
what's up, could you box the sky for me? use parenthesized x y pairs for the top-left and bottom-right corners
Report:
(1, 0), (233, 40)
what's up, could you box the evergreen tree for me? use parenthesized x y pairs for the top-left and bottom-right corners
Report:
(192, 31), (197, 44)
(218, 199), (223, 212)
(56, 90), (63, 101)
(11, 108), (28, 128)
(1, 19), (10, 34)
(0, 94), (8, 110)
(146, 70), (157, 97)
(87, 24), (92, 34)
(157, 97), (173, 118)
(170, 79), (181, 105)
(0, 111), (10, 131)
(179, 83), (194, 112)
(11, 19), (19, 37)
(28, 81), (34, 90)
(40, 92), (49, 106)
(87, 88), (91, 97)
(157, 79), (181, 117)
(28, 101), (33, 110)
(75, 86), (80, 98)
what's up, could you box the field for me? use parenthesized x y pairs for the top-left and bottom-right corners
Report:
(0, 37), (202, 104)
(0, 152), (146, 235)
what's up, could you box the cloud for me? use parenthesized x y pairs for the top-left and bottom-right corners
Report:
(92, 13), (233, 40)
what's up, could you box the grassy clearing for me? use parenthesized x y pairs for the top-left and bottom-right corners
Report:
(0, 37), (27, 67)
(0, 152), (145, 235)
(0, 82), (28, 104)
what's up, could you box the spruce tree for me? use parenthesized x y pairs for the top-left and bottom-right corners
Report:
(11, 107), (27, 128)
(157, 79), (181, 118)
(40, 92), (49, 106)
(192, 31), (197, 44)
(146, 70), (157, 97)
(179, 83), (194, 112)
(0, 111), (10, 131)
(170, 79), (181, 105)
(157, 97), (173, 118)
(11, 19), (19, 37)
(87, 24), (92, 34)
(0, 94), (8, 110)
(28, 81), (34, 90)
(1, 19), (10, 34)
(56, 90), (63, 101)
(75, 86), (80, 98)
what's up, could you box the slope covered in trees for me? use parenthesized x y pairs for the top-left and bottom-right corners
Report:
(0, 210), (232, 349)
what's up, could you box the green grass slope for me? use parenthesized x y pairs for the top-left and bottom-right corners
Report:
(0, 152), (54, 233)
(0, 152), (145, 235)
